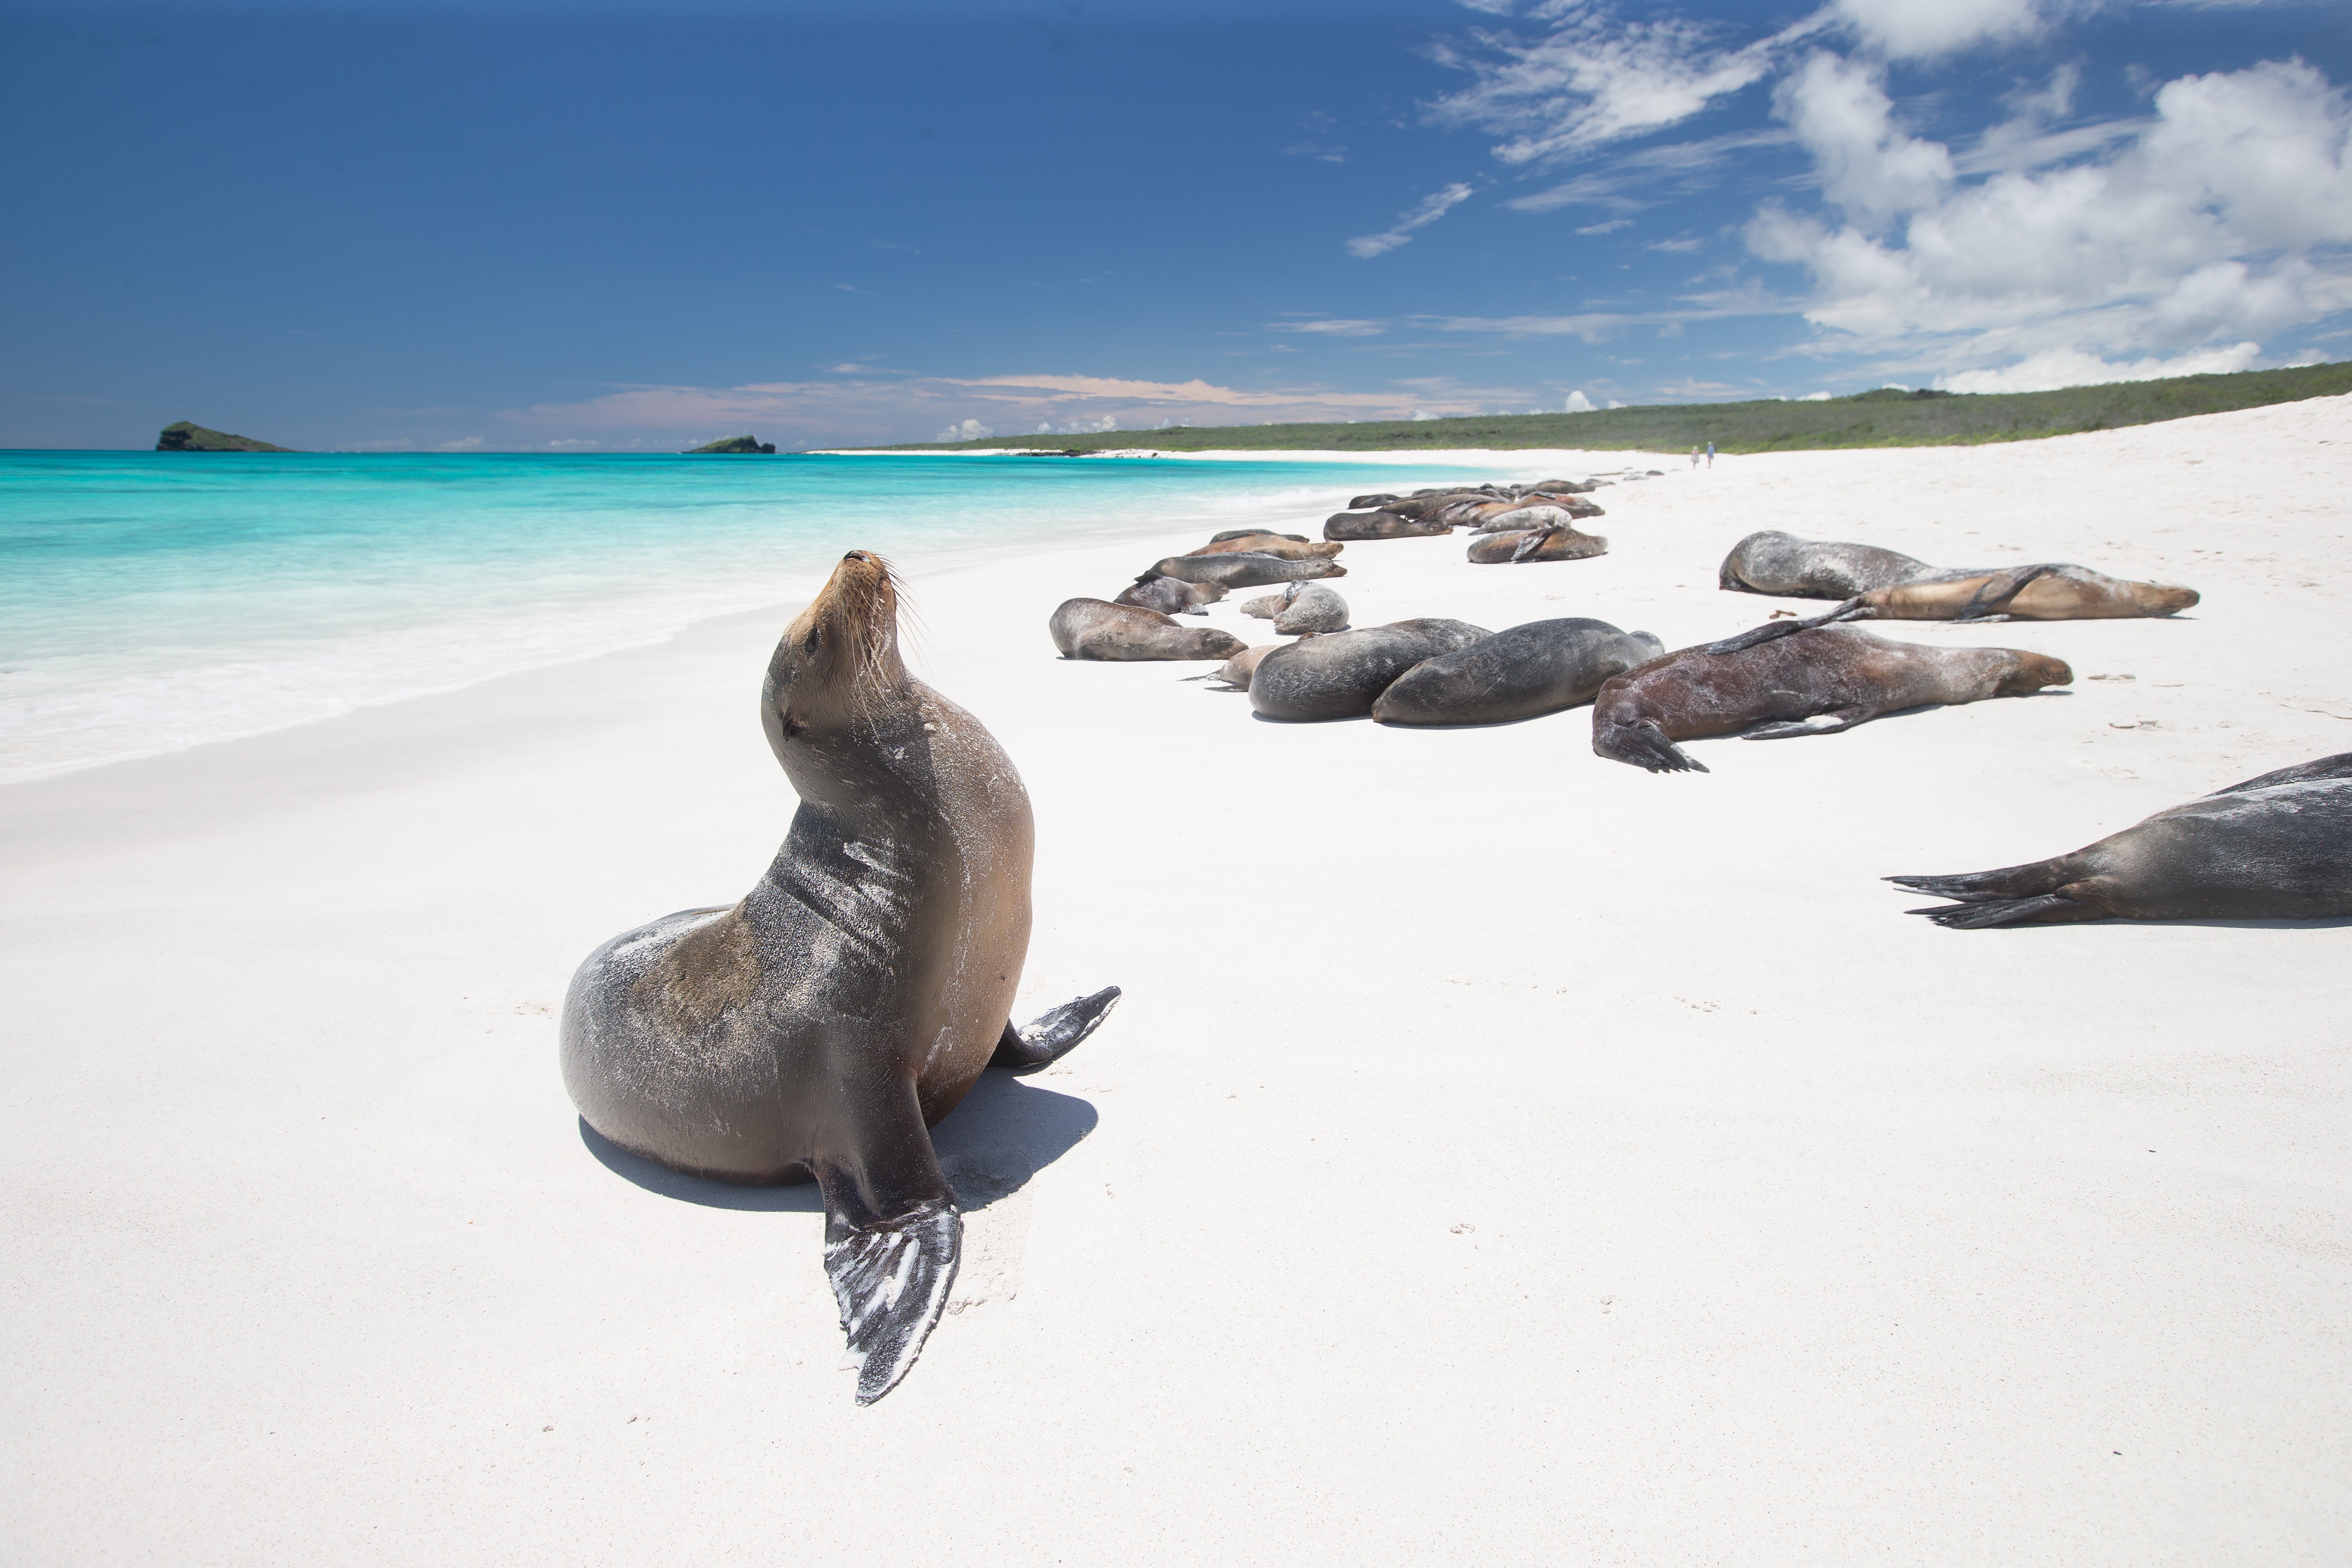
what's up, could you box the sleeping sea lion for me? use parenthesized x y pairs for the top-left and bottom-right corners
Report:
(561, 551), (1122, 1405)
(1467, 523), (1609, 564)
(1718, 531), (1940, 598)
(1372, 618), (1662, 726)
(1249, 619), (1492, 722)
(1209, 528), (1311, 544)
(1241, 583), (1302, 619)
(1145, 553), (1347, 590)
(1719, 532), (2198, 619)
(1273, 583), (1348, 635)
(1325, 510), (1452, 541)
(1893, 753), (2352, 926)
(1114, 576), (1226, 616)
(1211, 644), (1285, 690)
(1185, 534), (1344, 561)
(1051, 599), (1247, 661)
(1590, 621), (2071, 772)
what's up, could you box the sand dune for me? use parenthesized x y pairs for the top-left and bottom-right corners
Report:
(2, 396), (2347, 1563)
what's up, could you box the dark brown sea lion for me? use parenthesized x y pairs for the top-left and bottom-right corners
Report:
(1145, 552), (1347, 590)
(1249, 619), (1492, 722)
(1051, 598), (1248, 661)
(561, 552), (1120, 1405)
(1371, 618), (1662, 726)
(1185, 534), (1345, 560)
(1467, 523), (1609, 564)
(1208, 528), (1311, 543)
(1893, 754), (2352, 926)
(1348, 492), (1401, 509)
(1325, 509), (1452, 541)
(1590, 622), (2072, 772)
(1114, 576), (1226, 616)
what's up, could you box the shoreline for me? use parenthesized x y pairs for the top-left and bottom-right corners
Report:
(4, 396), (2348, 1561)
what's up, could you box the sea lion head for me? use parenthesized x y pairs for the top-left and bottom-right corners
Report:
(762, 550), (913, 765)
(1993, 649), (2074, 696)
(2141, 582), (2201, 614)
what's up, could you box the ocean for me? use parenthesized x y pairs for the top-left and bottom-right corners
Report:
(0, 450), (1477, 785)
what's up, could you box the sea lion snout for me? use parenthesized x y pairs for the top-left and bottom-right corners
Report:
(1999, 652), (2074, 695)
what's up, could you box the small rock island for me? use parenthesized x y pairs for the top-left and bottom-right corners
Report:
(156, 421), (295, 452)
(683, 435), (777, 454)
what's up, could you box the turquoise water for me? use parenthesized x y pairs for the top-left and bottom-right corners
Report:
(0, 451), (1473, 783)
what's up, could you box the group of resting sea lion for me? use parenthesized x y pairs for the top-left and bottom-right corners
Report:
(552, 477), (2347, 1409)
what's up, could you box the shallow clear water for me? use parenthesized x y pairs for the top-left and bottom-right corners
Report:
(0, 450), (1468, 784)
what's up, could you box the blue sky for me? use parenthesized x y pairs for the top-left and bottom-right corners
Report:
(4, 0), (2348, 449)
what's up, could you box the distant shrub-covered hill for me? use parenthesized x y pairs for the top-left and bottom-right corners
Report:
(869, 360), (2352, 456)
(156, 421), (294, 452)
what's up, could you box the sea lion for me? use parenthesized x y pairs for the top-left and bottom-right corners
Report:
(1457, 495), (1603, 528)
(1467, 504), (1591, 535)
(1348, 492), (1401, 509)
(561, 551), (1121, 1405)
(1719, 532), (2199, 620)
(1052, 598), (1247, 661)
(1325, 510), (1451, 541)
(1241, 583), (1304, 619)
(1893, 753), (2352, 927)
(1211, 644), (1284, 690)
(1372, 618), (1662, 727)
(1145, 552), (1347, 590)
(1185, 534), (1345, 561)
(1851, 563), (2199, 621)
(1209, 528), (1311, 544)
(1249, 619), (1492, 722)
(1467, 523), (1609, 564)
(1273, 583), (1348, 635)
(1590, 621), (2072, 772)
(1114, 576), (1226, 616)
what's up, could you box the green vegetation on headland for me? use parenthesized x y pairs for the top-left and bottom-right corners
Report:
(684, 435), (777, 454)
(156, 421), (294, 452)
(866, 360), (2352, 456)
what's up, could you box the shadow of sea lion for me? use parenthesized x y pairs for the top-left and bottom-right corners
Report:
(578, 1071), (1100, 1216)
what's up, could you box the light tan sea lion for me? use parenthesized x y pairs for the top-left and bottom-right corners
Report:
(1051, 598), (1247, 661)
(1186, 534), (1345, 560)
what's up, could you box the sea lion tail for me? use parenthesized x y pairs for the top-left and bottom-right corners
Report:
(992, 985), (1122, 1073)
(1904, 894), (2095, 929)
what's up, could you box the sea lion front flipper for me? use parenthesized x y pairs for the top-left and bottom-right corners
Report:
(1742, 705), (1869, 740)
(1510, 525), (1559, 563)
(1953, 563), (2060, 621)
(991, 985), (1123, 1073)
(811, 1075), (962, 1406)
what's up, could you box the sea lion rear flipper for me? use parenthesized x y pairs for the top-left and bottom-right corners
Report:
(1510, 525), (1559, 563)
(991, 985), (1123, 1073)
(1743, 706), (1869, 740)
(811, 1076), (962, 1406)
(1953, 563), (2059, 621)
(1906, 894), (2103, 929)
(1701, 598), (1867, 656)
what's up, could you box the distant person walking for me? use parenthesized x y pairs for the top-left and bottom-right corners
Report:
(1690, 445), (1701, 469)
(1706, 441), (1715, 467)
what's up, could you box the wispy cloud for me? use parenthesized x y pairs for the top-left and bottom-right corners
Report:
(1345, 182), (1477, 257)
(1575, 218), (1634, 234)
(1505, 128), (1793, 212)
(1266, 318), (1389, 337)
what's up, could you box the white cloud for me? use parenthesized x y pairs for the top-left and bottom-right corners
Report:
(1271, 318), (1389, 336)
(1832, 0), (2047, 60)
(1935, 342), (2261, 392)
(1564, 389), (1597, 411)
(937, 418), (995, 441)
(1749, 57), (2352, 379)
(1576, 218), (1633, 234)
(1799, 390), (1834, 399)
(1346, 183), (1477, 257)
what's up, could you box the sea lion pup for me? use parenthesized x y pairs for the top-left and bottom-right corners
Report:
(1372, 618), (1663, 726)
(1467, 523), (1609, 564)
(1114, 576), (1226, 616)
(1211, 643), (1286, 690)
(1892, 753), (2352, 927)
(1051, 598), (1247, 661)
(1324, 508), (1452, 541)
(1466, 503), (1597, 535)
(1208, 528), (1311, 543)
(1590, 622), (2071, 772)
(1718, 530), (1940, 599)
(1853, 563), (2200, 621)
(1273, 583), (1348, 635)
(562, 552), (1122, 1406)
(1249, 618), (1492, 722)
(1145, 552), (1347, 590)
(1240, 582), (1303, 619)
(1184, 534), (1345, 561)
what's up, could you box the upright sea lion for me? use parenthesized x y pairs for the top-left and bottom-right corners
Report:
(1893, 753), (2352, 926)
(1467, 523), (1609, 564)
(1273, 583), (1348, 635)
(562, 552), (1121, 1405)
(1051, 598), (1247, 661)
(1145, 552), (1347, 590)
(1590, 622), (2071, 772)
(1249, 619), (1492, 722)
(1114, 576), (1226, 616)
(1185, 534), (1345, 561)
(1372, 618), (1662, 726)
(1325, 510), (1452, 541)
(1719, 531), (1940, 599)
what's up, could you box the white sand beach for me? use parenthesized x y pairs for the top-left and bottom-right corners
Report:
(5, 397), (2349, 1564)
